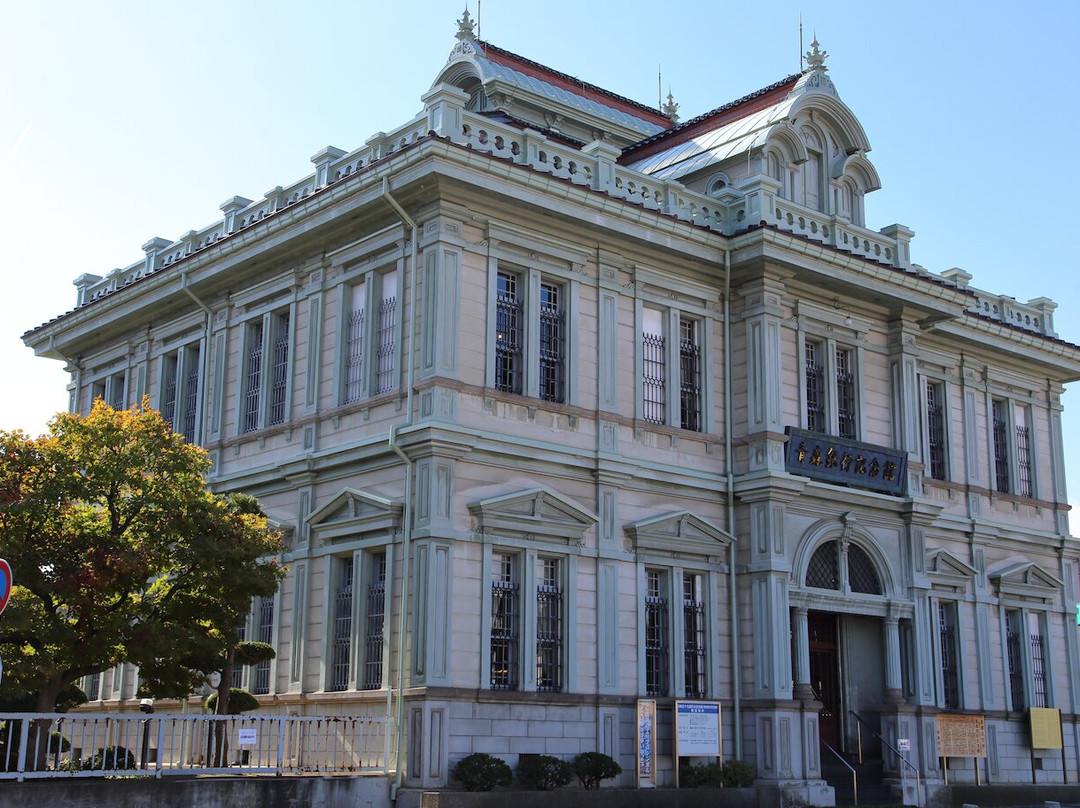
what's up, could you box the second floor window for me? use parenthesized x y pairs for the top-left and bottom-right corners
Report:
(992, 398), (1010, 494)
(924, 380), (947, 481)
(803, 337), (858, 439)
(161, 345), (201, 443)
(495, 272), (524, 395)
(241, 310), (291, 433)
(492, 269), (567, 404)
(642, 308), (704, 431)
(341, 269), (398, 403)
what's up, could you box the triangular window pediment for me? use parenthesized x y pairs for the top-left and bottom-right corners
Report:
(990, 562), (1062, 603)
(306, 488), (403, 543)
(625, 511), (733, 563)
(468, 488), (597, 545)
(926, 549), (977, 593)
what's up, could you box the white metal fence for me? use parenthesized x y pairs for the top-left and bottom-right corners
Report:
(0, 712), (391, 781)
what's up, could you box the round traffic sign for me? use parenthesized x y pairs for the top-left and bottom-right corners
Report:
(0, 558), (11, 616)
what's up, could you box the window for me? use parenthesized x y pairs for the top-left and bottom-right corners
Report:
(341, 270), (398, 403)
(805, 540), (881, 596)
(232, 618), (247, 688)
(329, 557), (354, 692)
(1004, 608), (1048, 710)
(683, 574), (706, 699)
(803, 338), (859, 439)
(536, 558), (564, 693)
(362, 552), (387, 690)
(1005, 609), (1025, 710)
(251, 594), (274, 695)
(1030, 612), (1048, 708)
(992, 398), (1010, 494)
(924, 380), (947, 481)
(1015, 405), (1033, 498)
(241, 310), (291, 433)
(160, 345), (201, 443)
(641, 307), (703, 431)
(938, 601), (960, 709)
(492, 269), (567, 404)
(490, 552), (520, 690)
(91, 371), (127, 412)
(644, 570), (669, 697)
(86, 672), (101, 701)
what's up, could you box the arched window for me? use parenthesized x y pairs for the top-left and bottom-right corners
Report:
(805, 540), (882, 596)
(767, 151), (785, 199)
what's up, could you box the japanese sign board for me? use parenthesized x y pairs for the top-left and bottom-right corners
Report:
(636, 699), (656, 788)
(936, 714), (987, 758)
(1030, 708), (1063, 750)
(675, 701), (722, 757)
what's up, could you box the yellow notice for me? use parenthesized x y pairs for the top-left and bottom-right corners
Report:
(1030, 707), (1063, 750)
(936, 714), (986, 758)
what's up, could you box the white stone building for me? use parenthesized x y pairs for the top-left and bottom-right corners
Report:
(23, 14), (1080, 803)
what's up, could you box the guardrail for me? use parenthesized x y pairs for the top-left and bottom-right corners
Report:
(0, 712), (390, 781)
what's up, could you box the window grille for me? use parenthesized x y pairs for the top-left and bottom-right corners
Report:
(642, 331), (666, 425)
(926, 381), (946, 480)
(181, 351), (199, 443)
(329, 559), (354, 692)
(679, 318), (702, 432)
(644, 570), (669, 697)
(161, 354), (178, 428)
(847, 544), (882, 595)
(805, 341), (825, 433)
(375, 294), (397, 394)
(536, 558), (563, 693)
(87, 673), (101, 701)
(938, 602), (960, 709)
(538, 282), (565, 403)
(268, 313), (290, 426)
(345, 295), (366, 403)
(992, 399), (1010, 493)
(363, 553), (386, 690)
(1031, 620), (1047, 708)
(232, 620), (246, 688)
(807, 542), (839, 590)
(1016, 415), (1032, 498)
(242, 321), (264, 433)
(108, 374), (126, 411)
(495, 272), (523, 394)
(836, 347), (856, 440)
(683, 574), (706, 699)
(490, 554), (519, 690)
(252, 595), (274, 695)
(1005, 609), (1025, 710)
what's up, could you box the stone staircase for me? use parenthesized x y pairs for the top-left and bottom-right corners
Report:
(822, 754), (897, 806)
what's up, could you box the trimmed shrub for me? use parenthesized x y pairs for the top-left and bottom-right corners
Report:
(87, 745), (136, 770)
(517, 754), (573, 790)
(721, 759), (756, 787)
(452, 752), (512, 791)
(680, 761), (722, 787)
(572, 751), (622, 789)
(204, 687), (261, 714)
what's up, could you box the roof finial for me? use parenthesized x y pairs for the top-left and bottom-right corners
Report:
(805, 35), (827, 72)
(456, 7), (476, 41)
(662, 90), (680, 125)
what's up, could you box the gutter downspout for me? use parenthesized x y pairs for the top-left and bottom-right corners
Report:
(382, 177), (419, 803)
(180, 272), (213, 444)
(723, 248), (742, 759)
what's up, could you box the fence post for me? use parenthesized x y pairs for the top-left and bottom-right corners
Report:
(16, 718), (30, 782)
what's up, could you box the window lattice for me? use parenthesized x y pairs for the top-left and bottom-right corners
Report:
(836, 347), (856, 440)
(1005, 609), (1025, 710)
(847, 544), (882, 595)
(375, 295), (397, 394)
(806, 542), (839, 590)
(242, 321), (263, 433)
(992, 399), (1010, 494)
(329, 559), (354, 692)
(268, 313), (290, 426)
(679, 318), (701, 432)
(252, 595), (274, 695)
(538, 282), (565, 403)
(1031, 628), (1047, 708)
(805, 341), (825, 433)
(1016, 422), (1032, 498)
(644, 570), (669, 697)
(490, 554), (519, 690)
(938, 602), (960, 709)
(161, 354), (178, 428)
(642, 331), (666, 424)
(345, 305), (365, 403)
(495, 272), (523, 394)
(363, 553), (386, 690)
(536, 558), (563, 693)
(926, 381), (946, 480)
(683, 574), (706, 699)
(181, 353), (199, 443)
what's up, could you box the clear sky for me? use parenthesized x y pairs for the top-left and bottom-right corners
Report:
(2, 1), (1078, 504)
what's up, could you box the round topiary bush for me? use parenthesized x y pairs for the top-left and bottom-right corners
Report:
(517, 754), (573, 790)
(452, 752), (512, 791)
(87, 745), (136, 770)
(572, 751), (622, 789)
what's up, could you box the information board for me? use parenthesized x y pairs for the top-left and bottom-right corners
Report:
(675, 700), (722, 757)
(636, 700), (656, 788)
(1030, 708), (1063, 750)
(936, 714), (987, 758)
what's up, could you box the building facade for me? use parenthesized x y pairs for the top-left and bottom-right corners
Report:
(24, 15), (1080, 803)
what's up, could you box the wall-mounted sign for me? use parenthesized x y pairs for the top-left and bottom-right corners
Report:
(1030, 708), (1063, 750)
(785, 428), (907, 495)
(937, 714), (987, 757)
(675, 701), (722, 757)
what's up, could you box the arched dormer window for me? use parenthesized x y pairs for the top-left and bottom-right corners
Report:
(766, 150), (786, 199)
(799, 126), (826, 212)
(706, 173), (731, 197)
(805, 539), (882, 596)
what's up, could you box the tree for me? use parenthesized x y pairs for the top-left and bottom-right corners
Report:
(0, 399), (284, 713)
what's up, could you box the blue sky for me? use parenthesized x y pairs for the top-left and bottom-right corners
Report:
(2, 0), (1078, 505)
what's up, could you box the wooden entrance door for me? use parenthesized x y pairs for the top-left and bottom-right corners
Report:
(808, 611), (841, 750)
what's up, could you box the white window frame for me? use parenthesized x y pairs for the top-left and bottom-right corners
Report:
(337, 266), (401, 404)
(921, 376), (950, 482)
(636, 302), (710, 432)
(158, 342), (203, 443)
(795, 308), (867, 440)
(987, 393), (1038, 499)
(238, 307), (294, 434)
